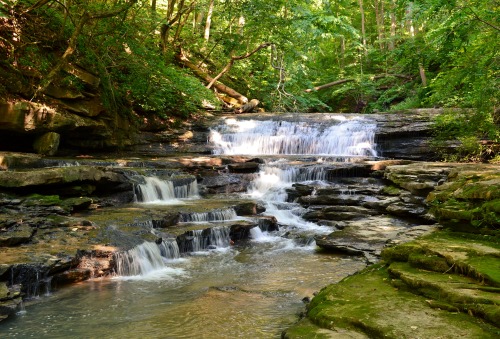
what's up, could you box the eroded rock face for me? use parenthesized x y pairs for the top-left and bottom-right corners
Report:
(33, 132), (60, 156)
(0, 99), (137, 153)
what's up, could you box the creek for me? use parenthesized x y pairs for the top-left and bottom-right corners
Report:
(2, 114), (398, 338)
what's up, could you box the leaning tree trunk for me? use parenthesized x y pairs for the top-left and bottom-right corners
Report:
(175, 52), (248, 104)
(206, 42), (272, 89)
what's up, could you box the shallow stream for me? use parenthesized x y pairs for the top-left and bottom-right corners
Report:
(2, 239), (365, 338)
(1, 115), (380, 338)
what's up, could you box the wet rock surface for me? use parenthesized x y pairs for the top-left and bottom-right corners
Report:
(284, 162), (500, 338)
(0, 111), (498, 336)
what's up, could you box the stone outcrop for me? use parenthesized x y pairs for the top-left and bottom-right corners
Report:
(284, 231), (500, 338)
(0, 97), (137, 154)
(0, 166), (129, 191)
(32, 132), (61, 156)
(284, 162), (500, 338)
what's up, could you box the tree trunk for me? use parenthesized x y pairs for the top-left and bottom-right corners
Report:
(33, 1), (138, 98)
(235, 99), (259, 113)
(175, 52), (248, 104)
(304, 74), (413, 93)
(34, 12), (89, 97)
(358, 0), (367, 56)
(204, 0), (214, 42)
(389, 0), (396, 50)
(305, 79), (355, 93)
(206, 42), (272, 89)
(375, 0), (385, 50)
(418, 63), (427, 86)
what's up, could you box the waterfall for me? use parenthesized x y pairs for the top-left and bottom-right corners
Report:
(177, 227), (231, 253)
(114, 239), (180, 276)
(207, 226), (231, 248)
(135, 177), (199, 203)
(180, 208), (238, 223)
(248, 162), (330, 199)
(209, 117), (377, 156)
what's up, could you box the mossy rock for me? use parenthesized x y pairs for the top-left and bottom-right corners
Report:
(305, 263), (499, 338)
(381, 185), (402, 196)
(427, 170), (500, 231)
(283, 317), (368, 338)
(23, 194), (62, 206)
(388, 261), (500, 327)
(381, 242), (427, 262)
(407, 252), (451, 272)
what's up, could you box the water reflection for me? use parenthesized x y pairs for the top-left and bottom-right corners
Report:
(1, 243), (365, 338)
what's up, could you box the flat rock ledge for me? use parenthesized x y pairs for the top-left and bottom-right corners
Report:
(284, 162), (500, 338)
(284, 231), (500, 338)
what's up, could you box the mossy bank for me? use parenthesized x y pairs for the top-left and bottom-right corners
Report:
(284, 163), (500, 338)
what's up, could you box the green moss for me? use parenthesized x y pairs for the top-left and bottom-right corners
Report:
(388, 261), (500, 327)
(408, 252), (451, 272)
(306, 263), (499, 338)
(465, 256), (500, 287)
(382, 185), (402, 196)
(381, 243), (425, 262)
(427, 171), (500, 231)
(24, 194), (62, 206)
(283, 318), (337, 339)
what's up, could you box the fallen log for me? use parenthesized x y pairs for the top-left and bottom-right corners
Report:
(235, 99), (260, 114)
(175, 52), (248, 104)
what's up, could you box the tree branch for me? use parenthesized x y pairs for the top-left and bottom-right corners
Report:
(464, 6), (500, 32)
(207, 42), (272, 89)
(175, 50), (248, 104)
(304, 74), (413, 93)
(32, 0), (138, 99)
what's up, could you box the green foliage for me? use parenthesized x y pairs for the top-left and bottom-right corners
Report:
(432, 109), (499, 161)
(4, 0), (499, 149)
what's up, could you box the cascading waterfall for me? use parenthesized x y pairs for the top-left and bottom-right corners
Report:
(208, 116), (379, 234)
(177, 227), (231, 253)
(114, 239), (180, 276)
(135, 177), (199, 203)
(207, 226), (231, 248)
(209, 117), (377, 156)
(180, 208), (238, 223)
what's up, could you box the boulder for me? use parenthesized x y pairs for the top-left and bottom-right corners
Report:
(0, 223), (34, 246)
(227, 162), (260, 173)
(0, 282), (22, 321)
(314, 215), (438, 261)
(33, 132), (60, 156)
(233, 201), (266, 216)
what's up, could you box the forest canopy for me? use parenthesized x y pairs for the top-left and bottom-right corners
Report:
(0, 0), (498, 158)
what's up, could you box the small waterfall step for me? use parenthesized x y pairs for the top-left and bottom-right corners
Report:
(135, 176), (199, 203)
(114, 239), (180, 276)
(179, 207), (238, 223)
(176, 226), (231, 253)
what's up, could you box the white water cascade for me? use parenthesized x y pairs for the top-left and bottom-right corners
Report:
(177, 227), (231, 253)
(245, 160), (333, 234)
(114, 239), (180, 276)
(135, 177), (199, 203)
(208, 116), (379, 235)
(209, 116), (377, 156)
(180, 208), (238, 223)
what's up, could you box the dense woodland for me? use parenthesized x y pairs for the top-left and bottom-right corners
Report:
(0, 0), (499, 160)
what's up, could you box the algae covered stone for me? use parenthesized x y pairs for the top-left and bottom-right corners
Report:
(33, 132), (60, 156)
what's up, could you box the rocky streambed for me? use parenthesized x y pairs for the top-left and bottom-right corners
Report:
(0, 112), (498, 337)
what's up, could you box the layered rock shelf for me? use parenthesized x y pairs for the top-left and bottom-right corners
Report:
(284, 163), (500, 338)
